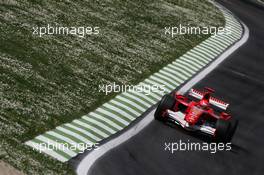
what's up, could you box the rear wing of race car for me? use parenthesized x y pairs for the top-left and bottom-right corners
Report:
(189, 88), (229, 110)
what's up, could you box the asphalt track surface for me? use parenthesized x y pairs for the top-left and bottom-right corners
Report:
(89, 1), (264, 175)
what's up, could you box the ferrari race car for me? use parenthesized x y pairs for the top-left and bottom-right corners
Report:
(154, 87), (238, 142)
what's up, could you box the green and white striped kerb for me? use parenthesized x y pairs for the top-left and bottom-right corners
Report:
(25, 8), (243, 162)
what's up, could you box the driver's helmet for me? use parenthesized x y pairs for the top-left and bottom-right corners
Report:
(199, 99), (209, 107)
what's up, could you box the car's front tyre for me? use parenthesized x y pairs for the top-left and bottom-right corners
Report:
(154, 94), (175, 121)
(215, 119), (230, 142)
(226, 118), (239, 142)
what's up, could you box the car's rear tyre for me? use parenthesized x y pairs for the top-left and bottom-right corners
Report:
(226, 118), (239, 142)
(154, 94), (175, 121)
(215, 119), (230, 142)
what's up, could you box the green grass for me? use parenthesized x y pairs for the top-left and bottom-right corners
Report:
(0, 0), (224, 174)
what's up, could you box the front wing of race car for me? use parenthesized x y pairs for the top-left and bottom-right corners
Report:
(166, 110), (216, 136)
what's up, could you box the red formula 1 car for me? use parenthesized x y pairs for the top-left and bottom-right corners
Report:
(154, 87), (238, 142)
